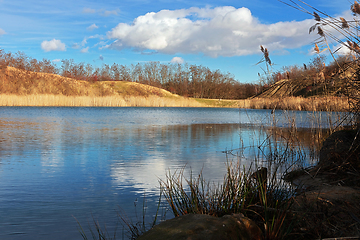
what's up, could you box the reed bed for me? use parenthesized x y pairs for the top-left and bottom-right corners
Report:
(0, 94), (206, 107)
(238, 96), (350, 112)
(0, 94), (351, 111)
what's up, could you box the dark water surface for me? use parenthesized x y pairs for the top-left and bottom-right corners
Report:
(0, 107), (345, 239)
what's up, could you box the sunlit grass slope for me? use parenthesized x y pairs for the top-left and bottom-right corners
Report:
(0, 66), (208, 107)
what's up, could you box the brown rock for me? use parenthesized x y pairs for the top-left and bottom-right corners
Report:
(319, 129), (360, 171)
(137, 213), (263, 240)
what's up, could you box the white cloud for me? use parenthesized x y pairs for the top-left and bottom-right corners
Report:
(41, 39), (66, 52)
(52, 59), (61, 62)
(87, 23), (99, 31)
(0, 28), (6, 35)
(107, 6), (315, 57)
(332, 43), (351, 56)
(73, 36), (93, 50)
(81, 38), (88, 46)
(171, 57), (184, 64)
(81, 47), (89, 53)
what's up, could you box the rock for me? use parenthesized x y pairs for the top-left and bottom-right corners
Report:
(137, 213), (263, 240)
(317, 128), (360, 186)
(319, 129), (360, 170)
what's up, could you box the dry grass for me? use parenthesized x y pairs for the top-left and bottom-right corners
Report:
(0, 94), (350, 110)
(0, 66), (352, 110)
(238, 96), (350, 112)
(158, 162), (296, 240)
(0, 66), (209, 107)
(0, 94), (206, 107)
(194, 98), (241, 108)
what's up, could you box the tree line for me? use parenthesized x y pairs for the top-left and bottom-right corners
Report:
(0, 49), (261, 99)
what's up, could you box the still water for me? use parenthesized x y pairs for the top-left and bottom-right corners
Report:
(0, 107), (344, 240)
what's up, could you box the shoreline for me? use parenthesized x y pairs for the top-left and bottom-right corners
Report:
(0, 94), (350, 111)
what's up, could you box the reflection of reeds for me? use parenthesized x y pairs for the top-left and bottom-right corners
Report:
(0, 94), (205, 107)
(76, 216), (117, 240)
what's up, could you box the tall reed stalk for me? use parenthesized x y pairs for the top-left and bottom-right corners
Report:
(281, 0), (360, 124)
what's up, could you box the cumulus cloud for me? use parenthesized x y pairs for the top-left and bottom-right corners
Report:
(41, 39), (66, 52)
(171, 57), (184, 64)
(87, 23), (99, 31)
(107, 6), (315, 57)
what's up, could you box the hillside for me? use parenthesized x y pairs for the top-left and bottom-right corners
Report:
(255, 60), (358, 99)
(0, 66), (242, 107)
(255, 76), (347, 99)
(0, 66), (179, 97)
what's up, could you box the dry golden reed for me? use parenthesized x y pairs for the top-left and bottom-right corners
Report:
(0, 94), (206, 107)
(0, 94), (349, 111)
(237, 96), (349, 112)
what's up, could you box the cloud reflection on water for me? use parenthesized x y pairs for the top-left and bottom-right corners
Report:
(109, 123), (257, 194)
(0, 107), (344, 240)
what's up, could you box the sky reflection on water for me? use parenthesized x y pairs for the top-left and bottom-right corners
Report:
(0, 107), (345, 240)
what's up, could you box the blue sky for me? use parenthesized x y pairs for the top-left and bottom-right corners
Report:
(0, 0), (351, 83)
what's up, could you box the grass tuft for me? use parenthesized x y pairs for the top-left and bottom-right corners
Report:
(160, 162), (296, 240)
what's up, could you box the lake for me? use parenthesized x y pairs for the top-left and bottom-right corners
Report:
(0, 107), (346, 240)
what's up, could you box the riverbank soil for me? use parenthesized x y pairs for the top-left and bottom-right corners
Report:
(285, 129), (360, 239)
